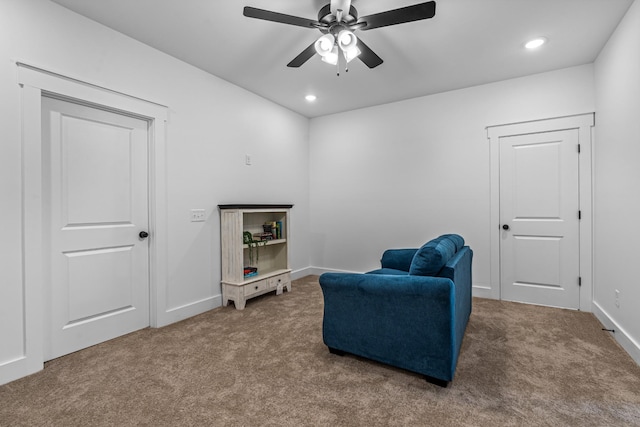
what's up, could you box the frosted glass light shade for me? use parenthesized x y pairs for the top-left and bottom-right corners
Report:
(338, 30), (357, 51)
(337, 30), (360, 63)
(343, 46), (361, 63)
(321, 46), (339, 65)
(315, 34), (336, 57)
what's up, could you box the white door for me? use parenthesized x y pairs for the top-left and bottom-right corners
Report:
(42, 96), (150, 360)
(499, 129), (580, 309)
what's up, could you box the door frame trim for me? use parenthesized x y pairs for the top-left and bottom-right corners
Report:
(486, 113), (595, 311)
(11, 62), (168, 383)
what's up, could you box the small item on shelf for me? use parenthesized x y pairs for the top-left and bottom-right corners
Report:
(253, 232), (273, 241)
(259, 221), (283, 240)
(244, 266), (258, 277)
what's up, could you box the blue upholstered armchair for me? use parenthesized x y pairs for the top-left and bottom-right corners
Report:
(319, 234), (473, 386)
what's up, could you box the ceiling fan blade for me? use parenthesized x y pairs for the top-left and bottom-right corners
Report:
(287, 42), (317, 68)
(243, 6), (322, 29)
(356, 39), (383, 69)
(359, 1), (436, 31)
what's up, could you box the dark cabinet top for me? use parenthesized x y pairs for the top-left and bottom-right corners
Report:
(218, 204), (293, 210)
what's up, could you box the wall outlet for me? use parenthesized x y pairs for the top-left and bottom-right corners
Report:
(190, 209), (206, 222)
(615, 289), (620, 308)
(245, 154), (252, 166)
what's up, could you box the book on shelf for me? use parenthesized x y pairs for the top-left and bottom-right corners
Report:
(244, 266), (258, 277)
(264, 221), (283, 240)
(253, 232), (273, 241)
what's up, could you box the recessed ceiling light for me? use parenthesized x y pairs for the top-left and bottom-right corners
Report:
(305, 94), (317, 102)
(525, 37), (547, 49)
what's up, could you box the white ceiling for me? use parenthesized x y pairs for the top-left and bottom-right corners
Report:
(50, 0), (633, 118)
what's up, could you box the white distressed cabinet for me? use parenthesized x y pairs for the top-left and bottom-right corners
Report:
(218, 204), (292, 310)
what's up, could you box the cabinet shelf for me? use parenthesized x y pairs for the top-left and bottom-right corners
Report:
(242, 238), (287, 249)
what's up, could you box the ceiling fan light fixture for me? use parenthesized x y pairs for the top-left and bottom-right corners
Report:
(314, 34), (336, 57)
(244, 1), (437, 72)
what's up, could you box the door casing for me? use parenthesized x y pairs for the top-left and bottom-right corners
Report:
(486, 114), (594, 311)
(5, 62), (168, 385)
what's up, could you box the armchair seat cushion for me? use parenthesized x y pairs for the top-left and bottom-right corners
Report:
(367, 268), (409, 276)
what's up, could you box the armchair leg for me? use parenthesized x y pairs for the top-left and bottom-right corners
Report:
(328, 347), (346, 356)
(424, 375), (449, 388)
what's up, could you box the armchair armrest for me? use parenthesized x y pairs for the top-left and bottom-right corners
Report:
(380, 248), (418, 271)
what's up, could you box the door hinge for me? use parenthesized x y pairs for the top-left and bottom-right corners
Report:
(578, 144), (581, 153)
(578, 210), (582, 220)
(578, 277), (582, 287)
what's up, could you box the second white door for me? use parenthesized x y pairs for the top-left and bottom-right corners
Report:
(499, 129), (580, 309)
(42, 96), (151, 360)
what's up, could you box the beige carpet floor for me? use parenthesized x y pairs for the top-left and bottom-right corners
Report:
(1, 275), (639, 426)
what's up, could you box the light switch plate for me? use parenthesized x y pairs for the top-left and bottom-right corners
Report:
(190, 209), (206, 222)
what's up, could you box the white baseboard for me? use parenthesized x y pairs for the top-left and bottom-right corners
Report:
(0, 356), (43, 386)
(294, 267), (363, 278)
(592, 301), (640, 366)
(155, 295), (222, 328)
(290, 267), (319, 279)
(472, 285), (495, 299)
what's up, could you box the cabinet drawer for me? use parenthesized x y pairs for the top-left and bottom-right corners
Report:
(268, 273), (291, 290)
(244, 280), (268, 297)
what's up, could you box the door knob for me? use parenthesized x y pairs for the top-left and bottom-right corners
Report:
(502, 224), (510, 231)
(139, 231), (149, 239)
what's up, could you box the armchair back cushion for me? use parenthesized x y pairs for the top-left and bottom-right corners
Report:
(409, 234), (464, 276)
(440, 234), (465, 252)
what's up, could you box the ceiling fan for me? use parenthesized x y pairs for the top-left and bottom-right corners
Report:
(243, 0), (436, 73)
